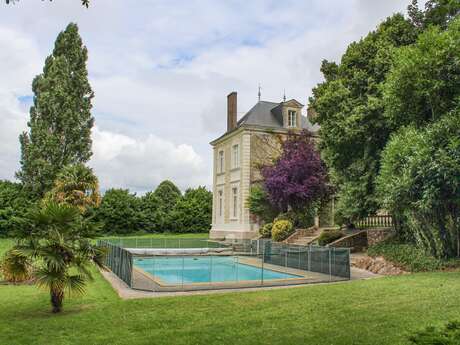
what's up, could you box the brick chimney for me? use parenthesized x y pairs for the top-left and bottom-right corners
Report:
(227, 91), (237, 132)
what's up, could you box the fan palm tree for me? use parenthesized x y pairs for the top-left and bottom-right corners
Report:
(16, 202), (105, 313)
(44, 163), (101, 213)
(0, 249), (32, 283)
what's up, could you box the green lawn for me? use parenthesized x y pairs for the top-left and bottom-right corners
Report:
(1, 238), (459, 345)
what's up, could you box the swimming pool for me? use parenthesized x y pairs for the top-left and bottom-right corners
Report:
(133, 256), (301, 284)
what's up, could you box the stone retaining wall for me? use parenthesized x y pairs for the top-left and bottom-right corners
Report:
(328, 231), (368, 252)
(352, 255), (407, 275)
(367, 228), (395, 246)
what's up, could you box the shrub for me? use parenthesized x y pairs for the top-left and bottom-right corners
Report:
(367, 239), (458, 272)
(317, 230), (344, 246)
(247, 185), (278, 223)
(274, 208), (316, 229)
(95, 189), (143, 234)
(377, 108), (460, 259)
(274, 211), (298, 224)
(0, 249), (32, 283)
(170, 186), (212, 233)
(259, 223), (273, 238)
(0, 180), (37, 237)
(271, 220), (294, 242)
(408, 320), (460, 345)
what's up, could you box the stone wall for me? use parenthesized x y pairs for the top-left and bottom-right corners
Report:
(367, 228), (395, 246)
(249, 132), (284, 183)
(352, 255), (407, 275)
(329, 231), (368, 252)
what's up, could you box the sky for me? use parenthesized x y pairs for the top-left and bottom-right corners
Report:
(0, 0), (421, 194)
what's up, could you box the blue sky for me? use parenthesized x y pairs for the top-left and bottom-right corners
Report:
(0, 0), (420, 193)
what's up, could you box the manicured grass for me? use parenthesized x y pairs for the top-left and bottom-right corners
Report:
(1, 238), (460, 345)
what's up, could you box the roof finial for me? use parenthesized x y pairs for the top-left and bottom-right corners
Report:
(258, 84), (261, 102)
(283, 89), (286, 102)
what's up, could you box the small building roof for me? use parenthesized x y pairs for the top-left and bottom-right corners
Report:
(236, 100), (319, 132)
(210, 99), (319, 145)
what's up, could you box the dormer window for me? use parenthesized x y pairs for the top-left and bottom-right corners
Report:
(288, 110), (297, 128)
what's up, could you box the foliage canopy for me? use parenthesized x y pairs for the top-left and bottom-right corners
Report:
(17, 23), (94, 197)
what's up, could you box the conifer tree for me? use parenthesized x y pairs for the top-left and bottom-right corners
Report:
(17, 23), (94, 197)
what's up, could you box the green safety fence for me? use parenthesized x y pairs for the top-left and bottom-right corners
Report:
(98, 237), (351, 292)
(102, 237), (227, 249)
(98, 240), (133, 287)
(262, 242), (350, 279)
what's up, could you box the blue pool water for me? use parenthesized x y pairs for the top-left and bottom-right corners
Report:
(133, 256), (300, 284)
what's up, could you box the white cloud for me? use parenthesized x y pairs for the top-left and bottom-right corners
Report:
(0, 92), (28, 181)
(90, 127), (208, 193)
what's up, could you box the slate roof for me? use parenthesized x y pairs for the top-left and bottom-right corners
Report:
(236, 100), (319, 132)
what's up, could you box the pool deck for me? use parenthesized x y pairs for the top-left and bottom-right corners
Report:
(100, 266), (380, 300)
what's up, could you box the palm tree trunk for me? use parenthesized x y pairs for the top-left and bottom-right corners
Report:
(51, 289), (64, 313)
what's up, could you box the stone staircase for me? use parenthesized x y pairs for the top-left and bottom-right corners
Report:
(285, 227), (322, 246)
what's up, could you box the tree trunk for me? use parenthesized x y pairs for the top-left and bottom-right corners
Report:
(51, 289), (64, 313)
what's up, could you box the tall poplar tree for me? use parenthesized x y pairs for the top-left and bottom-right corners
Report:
(17, 23), (94, 197)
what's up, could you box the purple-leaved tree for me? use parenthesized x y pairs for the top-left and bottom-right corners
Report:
(261, 130), (329, 212)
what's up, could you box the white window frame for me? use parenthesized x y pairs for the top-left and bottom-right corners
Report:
(231, 186), (239, 219)
(288, 110), (297, 128)
(218, 150), (225, 173)
(232, 144), (239, 169)
(217, 189), (224, 218)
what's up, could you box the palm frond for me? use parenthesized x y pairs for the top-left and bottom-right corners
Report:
(0, 249), (32, 282)
(64, 274), (87, 296)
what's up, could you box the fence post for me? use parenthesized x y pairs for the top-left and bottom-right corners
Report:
(181, 256), (185, 291)
(329, 247), (332, 282)
(236, 255), (239, 283)
(261, 250), (264, 286)
(308, 245), (311, 272)
(285, 245), (288, 268)
(298, 246), (301, 269)
(210, 255), (214, 287)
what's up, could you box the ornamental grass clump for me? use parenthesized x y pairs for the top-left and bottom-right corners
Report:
(271, 220), (294, 242)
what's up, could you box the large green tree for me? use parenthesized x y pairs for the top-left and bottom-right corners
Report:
(309, 14), (418, 223)
(408, 0), (460, 29)
(377, 18), (460, 258)
(170, 187), (212, 233)
(153, 180), (181, 231)
(383, 16), (460, 129)
(138, 192), (163, 232)
(378, 107), (460, 258)
(309, 1), (459, 224)
(0, 180), (36, 237)
(17, 23), (94, 197)
(95, 189), (142, 234)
